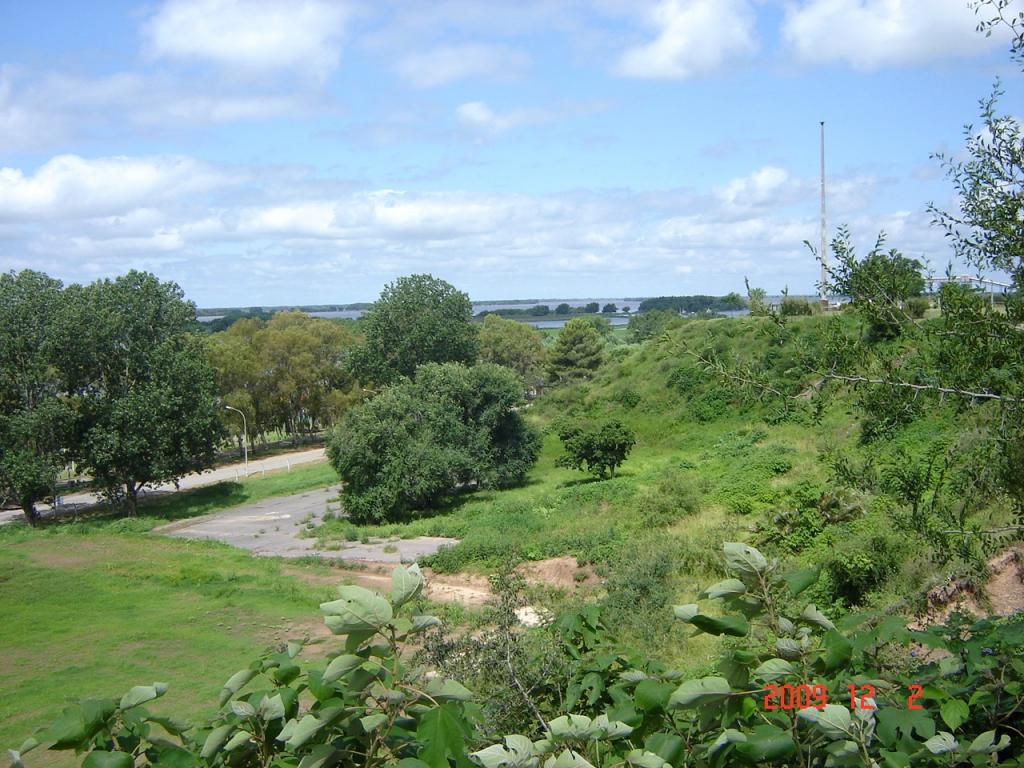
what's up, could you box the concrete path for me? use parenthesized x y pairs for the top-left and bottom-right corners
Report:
(157, 486), (458, 563)
(0, 447), (327, 525)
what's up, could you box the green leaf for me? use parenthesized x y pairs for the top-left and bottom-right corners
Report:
(425, 678), (474, 702)
(667, 676), (732, 709)
(775, 638), (802, 660)
(257, 694), (286, 721)
(672, 604), (697, 621)
(283, 715), (324, 750)
(797, 705), (852, 739)
(392, 563), (425, 607)
(17, 739), (38, 756)
(699, 579), (746, 600)
(551, 750), (593, 768)
(800, 604), (835, 631)
(360, 714), (388, 733)
(817, 630), (853, 672)
(320, 585), (393, 635)
(230, 701), (256, 718)
(322, 654), (363, 684)
(753, 658), (795, 682)
(119, 683), (166, 710)
(218, 669), (257, 706)
(686, 613), (749, 637)
(939, 699), (969, 730)
(708, 729), (747, 755)
(967, 730), (1010, 754)
(588, 714), (632, 739)
(782, 568), (819, 596)
(723, 543), (769, 576)
(297, 745), (337, 768)
(417, 703), (472, 768)
(923, 732), (958, 755)
(876, 708), (935, 746)
(471, 735), (537, 768)
(411, 615), (442, 632)
(224, 730), (253, 752)
(733, 725), (795, 762)
(624, 750), (667, 768)
(83, 752), (134, 768)
(548, 715), (592, 739)
(879, 751), (911, 768)
(286, 639), (304, 659)
(643, 733), (683, 765)
(634, 680), (674, 711)
(201, 724), (234, 759)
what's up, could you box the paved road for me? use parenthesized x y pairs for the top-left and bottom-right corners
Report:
(158, 487), (457, 563)
(0, 447), (327, 524)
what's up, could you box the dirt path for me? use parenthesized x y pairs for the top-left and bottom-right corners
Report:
(155, 487), (459, 563)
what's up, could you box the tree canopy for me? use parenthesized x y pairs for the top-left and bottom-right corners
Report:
(477, 314), (546, 382)
(547, 318), (604, 381)
(347, 274), (477, 384)
(327, 362), (540, 523)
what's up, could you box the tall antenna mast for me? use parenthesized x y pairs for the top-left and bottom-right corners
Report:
(819, 121), (827, 303)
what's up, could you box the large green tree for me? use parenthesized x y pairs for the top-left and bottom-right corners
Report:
(347, 274), (477, 384)
(327, 362), (540, 523)
(0, 271), (75, 523)
(65, 271), (224, 514)
(547, 317), (604, 381)
(477, 314), (546, 381)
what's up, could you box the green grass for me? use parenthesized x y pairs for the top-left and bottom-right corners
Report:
(0, 533), (341, 767)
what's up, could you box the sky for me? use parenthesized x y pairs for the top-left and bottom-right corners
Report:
(0, 0), (1020, 306)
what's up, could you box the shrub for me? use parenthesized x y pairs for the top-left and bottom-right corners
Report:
(781, 296), (814, 316)
(906, 296), (930, 318)
(556, 419), (636, 479)
(634, 467), (701, 526)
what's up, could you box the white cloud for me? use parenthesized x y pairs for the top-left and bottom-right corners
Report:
(0, 155), (227, 221)
(396, 43), (530, 88)
(782, 0), (1008, 69)
(613, 0), (758, 79)
(0, 152), (954, 304)
(143, 0), (350, 77)
(455, 101), (556, 134)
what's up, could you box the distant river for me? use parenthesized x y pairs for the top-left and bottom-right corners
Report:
(307, 298), (640, 324)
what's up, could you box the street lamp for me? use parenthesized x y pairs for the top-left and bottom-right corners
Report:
(224, 406), (248, 476)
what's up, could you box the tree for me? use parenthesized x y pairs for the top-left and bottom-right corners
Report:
(327, 363), (540, 523)
(627, 309), (679, 343)
(555, 303), (572, 315)
(0, 271), (74, 523)
(583, 302), (599, 313)
(477, 314), (546, 381)
(64, 272), (224, 514)
(601, 303), (617, 314)
(828, 230), (925, 339)
(744, 277), (771, 317)
(546, 317), (604, 381)
(556, 418), (636, 478)
(347, 274), (477, 384)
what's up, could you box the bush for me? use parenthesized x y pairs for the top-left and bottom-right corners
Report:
(781, 296), (814, 316)
(328, 363), (540, 522)
(556, 419), (636, 479)
(906, 296), (930, 318)
(634, 467), (701, 526)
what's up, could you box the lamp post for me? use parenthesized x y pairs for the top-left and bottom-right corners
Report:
(224, 406), (248, 476)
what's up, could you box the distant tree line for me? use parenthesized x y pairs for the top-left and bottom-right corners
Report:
(638, 293), (745, 314)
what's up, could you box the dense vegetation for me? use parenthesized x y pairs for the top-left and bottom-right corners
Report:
(5, 3), (1024, 766)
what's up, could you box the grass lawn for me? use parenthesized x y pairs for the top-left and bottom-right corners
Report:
(0, 532), (342, 768)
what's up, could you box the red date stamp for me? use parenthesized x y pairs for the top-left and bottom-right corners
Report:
(763, 683), (924, 710)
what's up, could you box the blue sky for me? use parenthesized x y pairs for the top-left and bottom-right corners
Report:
(0, 0), (1019, 306)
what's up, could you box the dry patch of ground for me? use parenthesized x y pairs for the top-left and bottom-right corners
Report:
(915, 546), (1024, 627)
